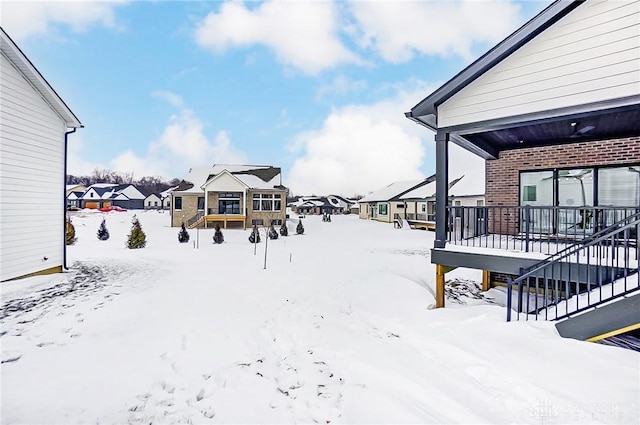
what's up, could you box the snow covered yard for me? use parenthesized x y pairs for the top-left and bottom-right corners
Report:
(1, 210), (638, 424)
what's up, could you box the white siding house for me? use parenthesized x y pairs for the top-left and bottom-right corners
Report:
(0, 29), (82, 282)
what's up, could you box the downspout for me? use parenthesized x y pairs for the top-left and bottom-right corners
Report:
(63, 127), (78, 270)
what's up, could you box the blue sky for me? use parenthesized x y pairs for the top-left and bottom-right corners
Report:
(1, 0), (551, 196)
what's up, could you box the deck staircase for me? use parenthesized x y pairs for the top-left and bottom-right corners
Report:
(186, 212), (205, 229)
(506, 212), (640, 348)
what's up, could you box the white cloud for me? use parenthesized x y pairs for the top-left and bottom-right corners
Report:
(315, 75), (368, 101)
(0, 1), (128, 41)
(151, 91), (184, 108)
(194, 0), (361, 75)
(67, 133), (104, 176)
(109, 107), (248, 179)
(289, 80), (486, 196)
(348, 0), (522, 62)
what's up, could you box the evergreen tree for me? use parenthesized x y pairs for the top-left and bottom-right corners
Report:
(296, 219), (305, 235)
(126, 215), (147, 249)
(178, 222), (190, 243)
(97, 218), (110, 241)
(66, 218), (77, 245)
(248, 225), (261, 243)
(279, 223), (288, 236)
(268, 224), (279, 240)
(213, 224), (224, 244)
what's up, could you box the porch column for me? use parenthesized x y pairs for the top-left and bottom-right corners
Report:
(435, 131), (449, 248)
(204, 189), (208, 216)
(243, 190), (247, 230)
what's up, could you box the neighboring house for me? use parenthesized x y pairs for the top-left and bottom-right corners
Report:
(66, 185), (87, 209)
(292, 195), (352, 215)
(406, 0), (640, 341)
(144, 193), (163, 209)
(160, 186), (175, 209)
(0, 28), (82, 282)
(170, 164), (287, 229)
(80, 183), (145, 209)
(358, 178), (434, 223)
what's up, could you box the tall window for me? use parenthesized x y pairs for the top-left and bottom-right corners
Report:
(378, 204), (387, 215)
(520, 171), (553, 206)
(174, 196), (182, 210)
(253, 193), (282, 211)
(598, 166), (640, 207)
(219, 192), (241, 214)
(197, 196), (205, 210)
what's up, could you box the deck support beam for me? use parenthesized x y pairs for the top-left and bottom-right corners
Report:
(435, 264), (456, 308)
(482, 270), (491, 291)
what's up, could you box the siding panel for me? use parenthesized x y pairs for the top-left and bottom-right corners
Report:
(439, 0), (640, 127)
(0, 54), (65, 281)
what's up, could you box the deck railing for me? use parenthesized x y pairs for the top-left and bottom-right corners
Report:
(444, 205), (639, 254)
(506, 211), (640, 321)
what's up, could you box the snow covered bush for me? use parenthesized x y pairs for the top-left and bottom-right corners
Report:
(279, 223), (288, 236)
(248, 225), (261, 243)
(126, 215), (147, 249)
(296, 219), (304, 235)
(178, 222), (190, 243)
(66, 218), (77, 245)
(268, 224), (278, 240)
(97, 219), (110, 241)
(213, 224), (224, 244)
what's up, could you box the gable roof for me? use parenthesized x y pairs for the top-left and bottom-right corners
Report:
(0, 28), (82, 128)
(360, 178), (433, 203)
(176, 164), (285, 193)
(406, 0), (640, 159)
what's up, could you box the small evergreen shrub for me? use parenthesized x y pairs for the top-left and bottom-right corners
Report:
(66, 218), (77, 245)
(268, 224), (279, 240)
(248, 225), (261, 243)
(126, 215), (147, 249)
(178, 222), (190, 243)
(279, 223), (288, 236)
(296, 219), (304, 235)
(213, 224), (224, 244)
(97, 218), (110, 241)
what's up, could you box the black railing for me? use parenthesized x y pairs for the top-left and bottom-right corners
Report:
(186, 211), (205, 227)
(206, 208), (244, 215)
(405, 213), (429, 221)
(445, 205), (639, 254)
(506, 211), (640, 322)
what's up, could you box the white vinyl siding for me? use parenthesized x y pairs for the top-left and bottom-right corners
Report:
(439, 0), (640, 128)
(0, 53), (66, 281)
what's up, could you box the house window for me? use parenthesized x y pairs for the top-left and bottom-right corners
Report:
(421, 204), (426, 212)
(397, 204), (405, 208)
(477, 200), (484, 206)
(598, 166), (640, 207)
(523, 186), (537, 202)
(154, 201), (158, 206)
(219, 198), (240, 214)
(174, 196), (182, 210)
(378, 204), (387, 215)
(520, 171), (553, 206)
(197, 196), (205, 210)
(253, 193), (282, 211)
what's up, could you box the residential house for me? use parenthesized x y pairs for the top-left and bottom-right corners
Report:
(0, 28), (82, 281)
(358, 178), (434, 223)
(144, 193), (163, 209)
(170, 165), (287, 229)
(66, 184), (86, 209)
(160, 186), (175, 209)
(292, 195), (353, 215)
(406, 0), (639, 342)
(80, 183), (145, 210)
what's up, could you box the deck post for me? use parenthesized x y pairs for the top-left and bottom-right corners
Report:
(435, 265), (446, 308)
(434, 131), (449, 249)
(482, 270), (491, 291)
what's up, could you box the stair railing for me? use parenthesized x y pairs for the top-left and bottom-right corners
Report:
(506, 212), (640, 322)
(186, 211), (205, 228)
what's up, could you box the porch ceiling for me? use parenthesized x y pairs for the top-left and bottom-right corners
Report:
(458, 104), (640, 155)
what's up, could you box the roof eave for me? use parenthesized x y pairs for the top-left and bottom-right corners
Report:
(0, 28), (82, 128)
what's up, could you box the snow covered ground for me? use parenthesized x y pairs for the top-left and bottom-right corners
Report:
(1, 210), (638, 424)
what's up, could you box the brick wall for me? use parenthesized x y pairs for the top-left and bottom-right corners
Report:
(485, 137), (640, 234)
